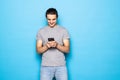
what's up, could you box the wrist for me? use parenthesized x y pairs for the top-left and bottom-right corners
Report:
(56, 42), (59, 48)
(45, 44), (49, 49)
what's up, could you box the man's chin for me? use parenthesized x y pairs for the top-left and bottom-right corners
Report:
(49, 25), (56, 27)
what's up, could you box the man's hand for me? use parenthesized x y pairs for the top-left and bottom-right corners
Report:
(47, 41), (58, 48)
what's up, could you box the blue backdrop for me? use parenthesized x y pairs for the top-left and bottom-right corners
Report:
(0, 0), (120, 80)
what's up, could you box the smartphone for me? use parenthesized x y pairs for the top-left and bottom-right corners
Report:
(48, 38), (54, 41)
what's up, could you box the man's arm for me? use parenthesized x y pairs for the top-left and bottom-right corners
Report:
(36, 40), (48, 54)
(56, 39), (70, 53)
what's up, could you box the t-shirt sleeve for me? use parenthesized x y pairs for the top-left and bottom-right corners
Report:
(36, 31), (42, 41)
(63, 29), (70, 40)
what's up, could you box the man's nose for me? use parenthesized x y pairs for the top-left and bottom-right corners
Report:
(50, 20), (53, 23)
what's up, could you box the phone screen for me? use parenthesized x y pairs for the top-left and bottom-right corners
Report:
(48, 38), (54, 41)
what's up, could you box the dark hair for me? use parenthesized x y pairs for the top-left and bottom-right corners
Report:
(46, 8), (58, 18)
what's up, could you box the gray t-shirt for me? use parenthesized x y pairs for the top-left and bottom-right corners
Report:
(36, 25), (70, 66)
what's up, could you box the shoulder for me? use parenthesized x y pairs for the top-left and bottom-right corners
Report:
(57, 25), (68, 32)
(37, 26), (48, 33)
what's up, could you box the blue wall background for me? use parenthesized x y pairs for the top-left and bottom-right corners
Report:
(0, 0), (120, 80)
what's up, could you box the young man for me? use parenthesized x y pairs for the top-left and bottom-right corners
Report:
(36, 8), (70, 80)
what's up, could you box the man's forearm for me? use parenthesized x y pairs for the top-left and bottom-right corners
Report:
(56, 44), (69, 53)
(37, 45), (48, 54)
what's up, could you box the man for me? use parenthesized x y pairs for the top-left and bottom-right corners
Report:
(36, 8), (70, 80)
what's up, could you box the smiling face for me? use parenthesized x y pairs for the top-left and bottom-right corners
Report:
(46, 14), (57, 28)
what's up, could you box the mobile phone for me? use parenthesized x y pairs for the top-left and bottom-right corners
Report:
(48, 38), (54, 41)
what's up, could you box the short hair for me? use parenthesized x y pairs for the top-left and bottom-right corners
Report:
(46, 8), (58, 18)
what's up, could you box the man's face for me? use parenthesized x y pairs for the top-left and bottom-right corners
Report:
(47, 14), (57, 28)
